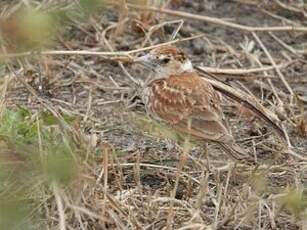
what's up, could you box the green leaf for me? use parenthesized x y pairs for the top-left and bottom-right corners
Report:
(41, 111), (59, 126)
(43, 144), (77, 184)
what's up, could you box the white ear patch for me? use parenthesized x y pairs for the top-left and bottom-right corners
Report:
(182, 60), (193, 71)
(158, 54), (167, 60)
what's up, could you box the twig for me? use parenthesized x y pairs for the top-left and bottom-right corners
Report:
(83, 88), (92, 122)
(109, 162), (200, 184)
(68, 205), (110, 223)
(170, 19), (184, 40)
(248, 55), (284, 105)
(101, 23), (140, 85)
(102, 145), (109, 228)
(20, 0), (30, 8)
(196, 61), (293, 75)
(281, 123), (292, 149)
(261, 9), (300, 27)
(140, 19), (184, 47)
(268, 32), (300, 56)
(106, 193), (140, 228)
(53, 182), (66, 230)
(213, 171), (223, 229)
(0, 34), (205, 60)
(272, 0), (307, 18)
(166, 120), (191, 229)
(112, 0), (128, 38)
(0, 75), (10, 119)
(251, 32), (294, 98)
(127, 4), (307, 32)
(0, 49), (133, 60)
(258, 200), (263, 229)
(126, 33), (205, 54)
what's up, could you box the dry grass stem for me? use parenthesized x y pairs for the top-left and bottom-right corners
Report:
(272, 0), (307, 18)
(196, 61), (293, 75)
(127, 4), (307, 32)
(53, 182), (66, 230)
(252, 32), (294, 97)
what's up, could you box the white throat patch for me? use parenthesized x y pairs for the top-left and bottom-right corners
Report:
(181, 60), (193, 72)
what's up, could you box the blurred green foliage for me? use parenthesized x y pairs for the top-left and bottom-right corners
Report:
(79, 0), (106, 14)
(130, 112), (198, 150)
(0, 196), (34, 230)
(0, 108), (78, 229)
(0, 9), (57, 50)
(249, 170), (267, 195)
(0, 0), (110, 51)
(18, 9), (56, 48)
(280, 189), (307, 218)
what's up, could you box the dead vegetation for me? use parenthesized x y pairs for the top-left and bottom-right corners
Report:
(0, 0), (307, 229)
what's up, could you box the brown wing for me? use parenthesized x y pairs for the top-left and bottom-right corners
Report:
(146, 71), (234, 143)
(195, 67), (287, 143)
(144, 79), (193, 124)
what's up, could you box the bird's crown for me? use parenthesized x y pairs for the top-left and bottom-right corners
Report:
(150, 45), (187, 63)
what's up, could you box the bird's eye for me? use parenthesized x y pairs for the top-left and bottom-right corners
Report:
(161, 57), (170, 64)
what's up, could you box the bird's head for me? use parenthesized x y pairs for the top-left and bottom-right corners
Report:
(135, 45), (193, 78)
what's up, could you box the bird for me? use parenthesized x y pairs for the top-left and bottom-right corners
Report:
(134, 45), (251, 161)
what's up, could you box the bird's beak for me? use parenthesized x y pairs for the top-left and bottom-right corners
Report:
(134, 53), (153, 64)
(134, 53), (156, 71)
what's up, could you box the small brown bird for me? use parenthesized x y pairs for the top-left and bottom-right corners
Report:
(135, 45), (249, 161)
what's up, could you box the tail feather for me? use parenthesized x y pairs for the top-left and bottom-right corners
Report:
(218, 142), (252, 162)
(195, 68), (287, 143)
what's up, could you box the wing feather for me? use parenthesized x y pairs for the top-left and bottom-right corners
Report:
(146, 72), (234, 143)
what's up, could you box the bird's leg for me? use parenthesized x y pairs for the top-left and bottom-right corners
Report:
(202, 143), (211, 172)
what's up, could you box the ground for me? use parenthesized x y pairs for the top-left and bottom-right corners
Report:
(0, 0), (307, 229)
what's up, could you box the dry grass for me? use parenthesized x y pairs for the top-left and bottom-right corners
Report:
(0, 0), (307, 229)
